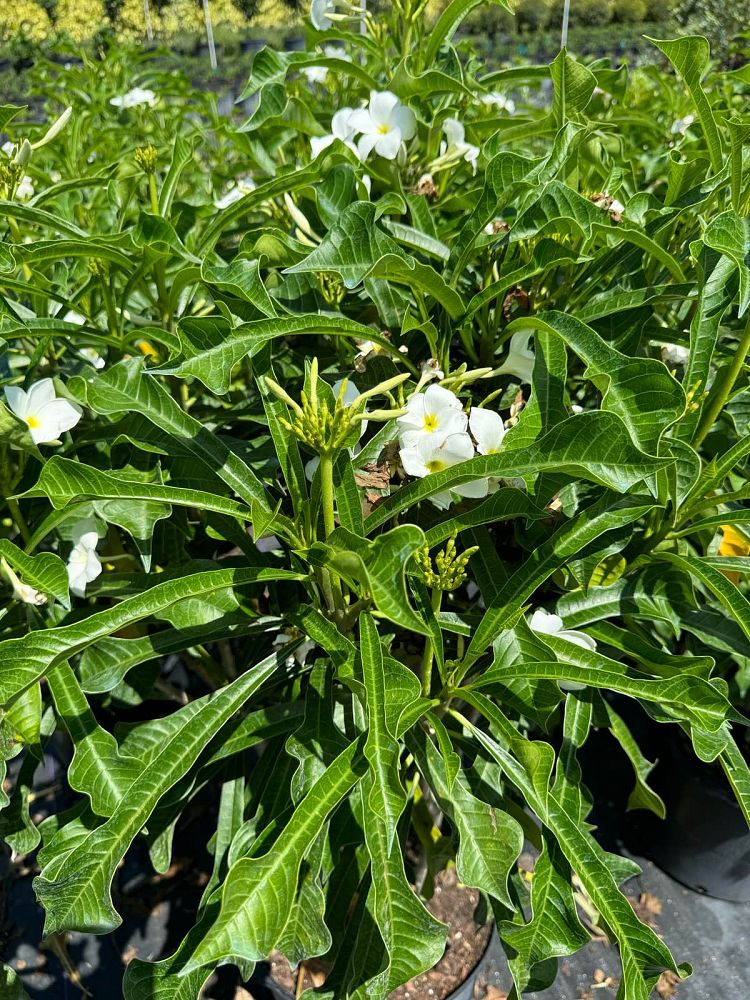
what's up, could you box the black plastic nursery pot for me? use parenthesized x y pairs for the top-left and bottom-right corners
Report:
(634, 729), (750, 902)
(253, 929), (506, 1000)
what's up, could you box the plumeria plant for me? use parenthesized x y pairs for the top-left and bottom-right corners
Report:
(2, 2), (750, 999)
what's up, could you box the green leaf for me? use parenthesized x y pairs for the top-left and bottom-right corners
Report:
(0, 566), (303, 705)
(310, 525), (430, 635)
(1, 964), (31, 1000)
(34, 646), (297, 934)
(702, 211), (750, 317)
(200, 257), (277, 318)
(0, 538), (69, 609)
(550, 49), (596, 126)
(648, 36), (724, 173)
(183, 737), (367, 970)
(424, 0), (511, 65)
(365, 412), (670, 533)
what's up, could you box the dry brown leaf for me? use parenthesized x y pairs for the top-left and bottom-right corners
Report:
(656, 970), (681, 998)
(481, 987), (508, 1000)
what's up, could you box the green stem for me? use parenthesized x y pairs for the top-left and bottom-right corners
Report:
(420, 587), (442, 696)
(319, 452), (344, 612)
(148, 174), (160, 217)
(7, 497), (31, 544)
(693, 312), (750, 449)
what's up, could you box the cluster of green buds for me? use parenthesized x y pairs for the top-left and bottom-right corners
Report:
(264, 358), (408, 456)
(88, 258), (109, 279)
(135, 144), (158, 175)
(318, 271), (346, 307)
(413, 534), (478, 592)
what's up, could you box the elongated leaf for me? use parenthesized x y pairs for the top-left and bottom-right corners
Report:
(35, 646), (295, 934)
(0, 567), (303, 705)
(183, 737), (367, 969)
(0, 538), (69, 609)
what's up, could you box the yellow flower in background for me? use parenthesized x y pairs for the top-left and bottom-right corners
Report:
(718, 525), (750, 584)
(158, 0), (204, 35)
(55, 0), (106, 42)
(0, 0), (50, 43)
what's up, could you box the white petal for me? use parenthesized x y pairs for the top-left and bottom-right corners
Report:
(423, 383), (462, 413)
(357, 133), (378, 160)
(436, 431), (475, 465)
(72, 518), (99, 548)
(399, 444), (429, 479)
(369, 90), (399, 127)
(331, 107), (356, 139)
(528, 608), (563, 636)
(310, 134), (334, 159)
(559, 628), (598, 652)
(452, 477), (489, 499)
(37, 398), (82, 438)
(442, 117), (465, 146)
(374, 128), (402, 160)
(348, 107), (375, 135)
(26, 378), (56, 408)
(4, 385), (29, 419)
(332, 378), (359, 406)
(389, 103), (416, 141)
(469, 407), (505, 455)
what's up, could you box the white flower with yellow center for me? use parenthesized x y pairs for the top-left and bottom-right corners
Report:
(5, 378), (82, 445)
(495, 330), (536, 384)
(469, 407), (505, 455)
(480, 92), (515, 114)
(400, 431), (487, 510)
(67, 519), (102, 598)
(397, 384), (467, 448)
(348, 91), (417, 161)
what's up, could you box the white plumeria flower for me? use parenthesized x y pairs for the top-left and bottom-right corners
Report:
(528, 608), (597, 651)
(440, 118), (480, 173)
(110, 87), (157, 110)
(214, 176), (256, 210)
(16, 175), (34, 200)
(63, 310), (86, 325)
(310, 0), (334, 29)
(469, 407), (505, 455)
(495, 330), (535, 384)
(528, 607), (597, 691)
(661, 343), (690, 367)
(275, 632), (316, 667)
(67, 520), (102, 598)
(348, 91), (417, 161)
(303, 65), (329, 85)
(310, 107), (359, 159)
(400, 431), (486, 510)
(1, 140), (13, 156)
(4, 378), (82, 445)
(397, 384), (467, 448)
(480, 92), (515, 113)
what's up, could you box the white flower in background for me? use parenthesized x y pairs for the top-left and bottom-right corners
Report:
(67, 520), (102, 598)
(418, 358), (445, 385)
(495, 330), (535, 384)
(15, 175), (34, 200)
(63, 310), (86, 325)
(311, 0), (335, 29)
(348, 91), (417, 161)
(303, 65), (329, 85)
(528, 608), (597, 651)
(214, 176), (256, 210)
(1, 140), (13, 156)
(661, 343), (690, 367)
(4, 378), (82, 445)
(275, 632), (316, 667)
(610, 197), (625, 215)
(400, 431), (486, 510)
(323, 44), (351, 61)
(79, 348), (105, 370)
(110, 87), (157, 110)
(480, 92), (516, 114)
(671, 113), (695, 135)
(469, 407), (505, 455)
(441, 118), (480, 173)
(310, 107), (358, 159)
(397, 384), (467, 448)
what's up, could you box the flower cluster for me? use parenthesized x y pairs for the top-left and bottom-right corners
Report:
(397, 384), (506, 509)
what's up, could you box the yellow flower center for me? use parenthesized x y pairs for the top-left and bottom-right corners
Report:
(426, 459), (446, 474)
(423, 413), (439, 433)
(377, 123), (390, 134)
(25, 415), (40, 430)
